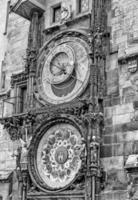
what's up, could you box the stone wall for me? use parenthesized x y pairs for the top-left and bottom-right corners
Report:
(4, 12), (30, 92)
(0, 1), (29, 199)
(44, 0), (92, 29)
(101, 0), (138, 198)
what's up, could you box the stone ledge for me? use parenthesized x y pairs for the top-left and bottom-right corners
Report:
(43, 12), (91, 34)
(11, 0), (45, 20)
(97, 190), (127, 200)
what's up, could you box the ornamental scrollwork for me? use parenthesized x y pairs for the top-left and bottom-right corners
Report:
(1, 117), (22, 141)
(11, 72), (28, 88)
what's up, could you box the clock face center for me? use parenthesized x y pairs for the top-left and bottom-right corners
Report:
(50, 52), (71, 78)
(55, 146), (68, 164)
(48, 47), (75, 85)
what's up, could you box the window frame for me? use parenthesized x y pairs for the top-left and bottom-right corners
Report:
(76, 0), (89, 15)
(51, 2), (62, 24)
(0, 60), (6, 91)
(14, 81), (27, 114)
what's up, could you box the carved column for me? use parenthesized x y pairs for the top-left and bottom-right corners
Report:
(85, 0), (107, 199)
(27, 11), (39, 109)
(85, 113), (102, 200)
(18, 142), (28, 200)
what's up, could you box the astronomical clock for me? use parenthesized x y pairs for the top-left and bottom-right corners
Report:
(3, 0), (106, 200)
(28, 32), (90, 194)
(36, 34), (90, 105)
(28, 118), (86, 192)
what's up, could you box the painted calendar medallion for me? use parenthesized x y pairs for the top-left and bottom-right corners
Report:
(36, 123), (85, 190)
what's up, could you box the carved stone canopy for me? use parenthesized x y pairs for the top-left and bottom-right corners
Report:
(10, 0), (45, 20)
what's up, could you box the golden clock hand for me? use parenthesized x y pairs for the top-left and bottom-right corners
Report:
(43, 64), (83, 84)
(54, 64), (83, 84)
(52, 64), (64, 70)
(62, 66), (83, 84)
(69, 73), (83, 84)
(51, 62), (61, 68)
(52, 65), (65, 76)
(56, 59), (63, 68)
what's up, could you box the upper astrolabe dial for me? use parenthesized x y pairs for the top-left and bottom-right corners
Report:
(37, 37), (90, 104)
(46, 44), (75, 85)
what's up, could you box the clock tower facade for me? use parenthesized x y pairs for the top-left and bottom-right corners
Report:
(0, 0), (108, 200)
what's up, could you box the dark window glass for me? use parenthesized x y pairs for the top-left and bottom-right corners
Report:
(53, 4), (61, 23)
(78, 0), (89, 13)
(1, 71), (6, 89)
(20, 86), (27, 113)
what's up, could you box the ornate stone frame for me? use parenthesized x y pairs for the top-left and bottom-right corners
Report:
(28, 115), (86, 193)
(36, 30), (92, 105)
(11, 72), (28, 114)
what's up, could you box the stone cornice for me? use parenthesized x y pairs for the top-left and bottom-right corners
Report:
(11, 71), (28, 88)
(10, 0), (45, 20)
(43, 12), (91, 35)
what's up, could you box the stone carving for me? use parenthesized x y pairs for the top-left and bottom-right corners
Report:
(90, 136), (100, 167)
(61, 3), (72, 24)
(1, 117), (21, 141)
(94, 28), (103, 57)
(11, 72), (28, 88)
(26, 48), (37, 73)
